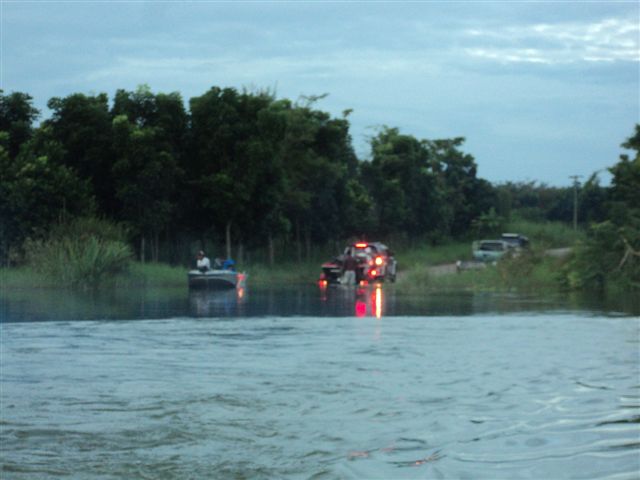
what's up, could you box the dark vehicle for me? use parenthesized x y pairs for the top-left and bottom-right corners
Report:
(501, 233), (530, 250)
(320, 242), (397, 284)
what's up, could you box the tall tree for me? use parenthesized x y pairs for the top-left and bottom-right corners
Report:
(363, 127), (449, 240)
(46, 93), (115, 215)
(111, 115), (182, 262)
(189, 87), (273, 258)
(0, 90), (39, 159)
(427, 137), (495, 237)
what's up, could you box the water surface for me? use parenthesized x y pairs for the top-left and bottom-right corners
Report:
(1, 285), (638, 479)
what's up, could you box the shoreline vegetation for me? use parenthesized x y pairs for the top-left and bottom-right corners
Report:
(0, 220), (587, 294)
(2, 88), (638, 295)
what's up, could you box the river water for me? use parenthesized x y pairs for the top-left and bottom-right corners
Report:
(1, 285), (638, 479)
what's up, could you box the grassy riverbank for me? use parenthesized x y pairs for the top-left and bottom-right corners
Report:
(395, 220), (582, 293)
(398, 249), (568, 293)
(0, 259), (323, 289)
(1, 220), (582, 292)
(0, 262), (187, 289)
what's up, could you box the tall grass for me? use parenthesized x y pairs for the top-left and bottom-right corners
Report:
(398, 249), (568, 293)
(503, 219), (583, 248)
(117, 262), (186, 287)
(0, 267), (54, 288)
(247, 260), (321, 285)
(398, 264), (503, 292)
(23, 218), (133, 288)
(396, 241), (471, 267)
(25, 236), (132, 288)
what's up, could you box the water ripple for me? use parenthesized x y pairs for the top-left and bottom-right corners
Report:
(2, 314), (638, 479)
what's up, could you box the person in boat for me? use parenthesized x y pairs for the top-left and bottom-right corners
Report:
(222, 258), (235, 271)
(341, 250), (358, 285)
(196, 250), (211, 272)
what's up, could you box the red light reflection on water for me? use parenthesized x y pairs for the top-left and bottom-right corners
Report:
(373, 285), (382, 319)
(354, 284), (384, 318)
(317, 281), (385, 318)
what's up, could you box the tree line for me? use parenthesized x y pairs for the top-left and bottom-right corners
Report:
(1, 86), (638, 288)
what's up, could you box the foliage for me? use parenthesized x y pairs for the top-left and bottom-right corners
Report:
(1, 85), (636, 299)
(503, 219), (583, 248)
(472, 208), (504, 238)
(112, 114), (182, 260)
(23, 217), (133, 287)
(564, 125), (640, 291)
(565, 223), (623, 290)
(396, 241), (471, 267)
(46, 92), (116, 215)
(0, 144), (95, 264)
(363, 127), (447, 238)
(0, 90), (39, 159)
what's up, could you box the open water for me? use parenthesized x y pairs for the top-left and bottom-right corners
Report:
(1, 285), (638, 479)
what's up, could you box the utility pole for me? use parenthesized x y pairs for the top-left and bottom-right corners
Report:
(569, 175), (583, 230)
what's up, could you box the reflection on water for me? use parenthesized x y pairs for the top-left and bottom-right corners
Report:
(1, 281), (639, 479)
(320, 283), (385, 319)
(1, 283), (639, 323)
(189, 288), (246, 317)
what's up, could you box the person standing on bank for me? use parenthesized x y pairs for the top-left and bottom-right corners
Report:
(341, 250), (358, 285)
(196, 250), (211, 272)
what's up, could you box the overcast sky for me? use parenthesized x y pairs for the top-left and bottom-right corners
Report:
(2, 1), (638, 185)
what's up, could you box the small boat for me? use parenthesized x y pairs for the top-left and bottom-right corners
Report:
(188, 269), (246, 289)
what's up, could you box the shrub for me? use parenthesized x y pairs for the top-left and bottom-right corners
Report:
(503, 218), (583, 248)
(564, 221), (640, 291)
(24, 217), (133, 288)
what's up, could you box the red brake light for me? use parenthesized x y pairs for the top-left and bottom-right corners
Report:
(355, 243), (368, 248)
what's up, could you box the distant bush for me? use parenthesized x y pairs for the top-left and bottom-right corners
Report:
(564, 221), (640, 292)
(24, 217), (133, 288)
(504, 219), (583, 248)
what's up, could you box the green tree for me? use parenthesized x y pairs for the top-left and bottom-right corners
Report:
(0, 90), (39, 159)
(189, 87), (275, 259)
(277, 99), (360, 259)
(363, 127), (449, 240)
(0, 141), (95, 264)
(111, 115), (182, 262)
(111, 86), (189, 261)
(567, 125), (640, 290)
(46, 93), (116, 215)
(427, 137), (488, 236)
(579, 173), (608, 225)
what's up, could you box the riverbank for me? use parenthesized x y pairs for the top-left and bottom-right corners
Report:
(0, 259), (323, 289)
(398, 249), (569, 293)
(0, 263), (187, 289)
(0, 245), (569, 293)
(0, 220), (585, 291)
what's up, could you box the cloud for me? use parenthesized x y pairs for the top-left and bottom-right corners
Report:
(464, 17), (639, 64)
(82, 48), (442, 86)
